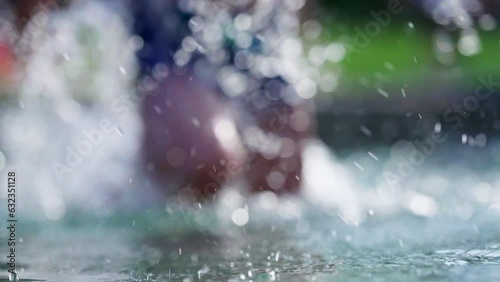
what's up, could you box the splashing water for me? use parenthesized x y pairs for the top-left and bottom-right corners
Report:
(8, 271), (18, 282)
(0, 1), (499, 282)
(420, 0), (493, 60)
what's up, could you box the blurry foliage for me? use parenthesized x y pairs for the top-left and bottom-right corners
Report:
(312, 0), (500, 97)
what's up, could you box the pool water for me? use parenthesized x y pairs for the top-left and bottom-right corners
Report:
(1, 141), (499, 282)
(0, 2), (499, 280)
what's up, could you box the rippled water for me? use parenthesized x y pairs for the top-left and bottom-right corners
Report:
(2, 93), (500, 282)
(1, 1), (499, 281)
(1, 90), (499, 282)
(1, 141), (500, 282)
(1, 204), (499, 281)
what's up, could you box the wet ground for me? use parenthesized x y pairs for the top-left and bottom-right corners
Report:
(1, 141), (499, 282)
(0, 206), (499, 281)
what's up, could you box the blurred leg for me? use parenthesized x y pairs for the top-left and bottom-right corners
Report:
(142, 72), (245, 201)
(244, 100), (315, 194)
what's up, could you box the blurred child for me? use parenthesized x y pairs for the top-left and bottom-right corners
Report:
(133, 0), (316, 201)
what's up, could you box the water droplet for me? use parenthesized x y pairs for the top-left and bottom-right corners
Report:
(231, 208), (249, 226)
(377, 88), (389, 98)
(458, 30), (481, 56)
(191, 117), (200, 127)
(115, 126), (124, 136)
(360, 126), (372, 137)
(368, 151), (378, 161)
(383, 62), (395, 71)
(353, 161), (364, 172)
(478, 14), (496, 31)
(475, 133), (487, 147)
(9, 271), (19, 282)
(434, 122), (442, 133)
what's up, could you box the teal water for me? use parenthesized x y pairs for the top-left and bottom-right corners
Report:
(1, 1), (499, 280)
(1, 138), (500, 282)
(0, 204), (499, 282)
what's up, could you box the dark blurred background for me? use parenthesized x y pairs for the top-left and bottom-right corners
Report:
(300, 0), (500, 156)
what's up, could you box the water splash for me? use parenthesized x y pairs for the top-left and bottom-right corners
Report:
(8, 271), (18, 282)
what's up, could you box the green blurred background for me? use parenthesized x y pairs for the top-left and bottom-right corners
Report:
(306, 0), (500, 152)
